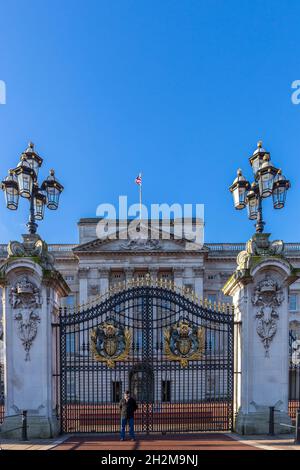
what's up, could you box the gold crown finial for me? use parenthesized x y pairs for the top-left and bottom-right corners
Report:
(257, 140), (263, 148)
(28, 141), (34, 148)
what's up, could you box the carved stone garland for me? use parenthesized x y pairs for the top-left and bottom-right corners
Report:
(10, 276), (42, 361)
(251, 275), (284, 357)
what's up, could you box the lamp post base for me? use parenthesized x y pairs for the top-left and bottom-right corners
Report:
(235, 409), (292, 435)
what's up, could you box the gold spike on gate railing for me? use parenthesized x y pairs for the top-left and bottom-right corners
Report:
(70, 273), (230, 315)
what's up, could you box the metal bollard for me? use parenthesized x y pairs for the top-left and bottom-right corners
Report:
(22, 410), (28, 441)
(269, 406), (275, 436)
(295, 409), (300, 445)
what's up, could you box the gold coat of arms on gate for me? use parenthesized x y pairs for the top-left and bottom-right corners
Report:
(164, 318), (205, 368)
(90, 318), (131, 368)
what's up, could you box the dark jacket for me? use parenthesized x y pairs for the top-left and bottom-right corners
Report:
(119, 397), (138, 419)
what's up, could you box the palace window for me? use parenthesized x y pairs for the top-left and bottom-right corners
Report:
(289, 294), (298, 312)
(61, 295), (75, 308)
(221, 295), (232, 304)
(161, 380), (171, 402)
(134, 330), (143, 350)
(184, 283), (193, 291)
(134, 271), (148, 281)
(207, 293), (217, 305)
(66, 333), (76, 353)
(112, 381), (122, 403)
(158, 271), (173, 282)
(206, 330), (216, 353)
(110, 271), (125, 286)
(66, 376), (76, 399)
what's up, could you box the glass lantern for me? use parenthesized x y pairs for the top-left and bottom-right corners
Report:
(249, 141), (269, 176)
(245, 184), (259, 220)
(272, 170), (290, 209)
(229, 169), (250, 210)
(256, 155), (278, 198)
(33, 190), (46, 220)
(13, 158), (34, 198)
(23, 142), (43, 177)
(41, 169), (64, 210)
(1, 170), (19, 210)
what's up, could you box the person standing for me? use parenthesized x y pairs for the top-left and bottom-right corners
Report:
(119, 390), (138, 441)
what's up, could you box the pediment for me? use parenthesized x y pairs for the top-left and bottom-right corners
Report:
(73, 222), (206, 253)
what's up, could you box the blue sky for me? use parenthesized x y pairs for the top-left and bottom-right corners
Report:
(0, 0), (299, 243)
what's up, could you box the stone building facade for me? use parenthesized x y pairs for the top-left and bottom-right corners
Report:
(1, 217), (300, 335)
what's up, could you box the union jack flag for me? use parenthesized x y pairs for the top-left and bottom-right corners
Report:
(135, 173), (142, 186)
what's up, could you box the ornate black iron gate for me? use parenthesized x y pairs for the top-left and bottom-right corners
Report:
(0, 360), (4, 424)
(59, 285), (234, 433)
(289, 330), (300, 421)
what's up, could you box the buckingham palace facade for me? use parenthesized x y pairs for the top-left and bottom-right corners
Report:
(1, 217), (300, 366)
(1, 217), (300, 431)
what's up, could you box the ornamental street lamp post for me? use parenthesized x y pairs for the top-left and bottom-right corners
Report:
(1, 142), (63, 234)
(229, 141), (290, 233)
(224, 143), (297, 436)
(0, 142), (68, 439)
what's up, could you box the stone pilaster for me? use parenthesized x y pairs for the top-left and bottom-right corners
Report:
(193, 267), (204, 298)
(124, 267), (134, 284)
(0, 235), (69, 438)
(98, 268), (110, 294)
(223, 233), (299, 434)
(173, 268), (184, 289)
(149, 267), (158, 282)
(78, 267), (89, 305)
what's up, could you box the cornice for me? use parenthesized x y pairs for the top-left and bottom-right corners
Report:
(72, 250), (206, 257)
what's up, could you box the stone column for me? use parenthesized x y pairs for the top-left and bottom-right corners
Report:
(0, 235), (69, 438)
(149, 267), (158, 283)
(173, 268), (184, 289)
(193, 268), (204, 298)
(98, 268), (110, 294)
(223, 233), (299, 434)
(78, 267), (89, 305)
(125, 267), (134, 285)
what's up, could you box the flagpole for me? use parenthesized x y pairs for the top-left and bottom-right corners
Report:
(139, 173), (142, 221)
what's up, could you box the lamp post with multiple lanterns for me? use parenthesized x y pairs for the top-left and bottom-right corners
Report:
(1, 142), (63, 234)
(229, 141), (290, 233)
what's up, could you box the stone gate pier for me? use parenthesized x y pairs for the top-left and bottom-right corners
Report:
(223, 233), (300, 434)
(0, 234), (69, 438)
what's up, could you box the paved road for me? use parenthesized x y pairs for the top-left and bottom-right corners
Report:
(1, 433), (299, 451)
(52, 433), (257, 450)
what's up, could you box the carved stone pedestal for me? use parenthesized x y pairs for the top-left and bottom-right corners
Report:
(223, 233), (299, 435)
(236, 408), (292, 435)
(0, 234), (69, 439)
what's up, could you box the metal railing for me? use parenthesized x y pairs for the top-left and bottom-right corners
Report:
(206, 243), (245, 251)
(207, 242), (300, 253)
(48, 244), (77, 252)
(0, 410), (28, 441)
(0, 242), (300, 255)
(269, 407), (300, 444)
